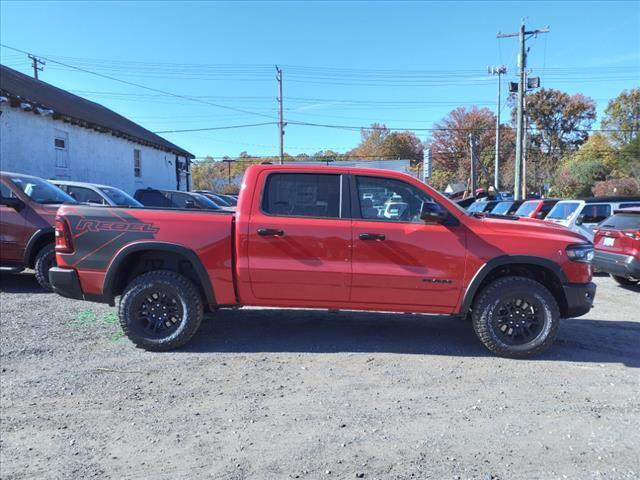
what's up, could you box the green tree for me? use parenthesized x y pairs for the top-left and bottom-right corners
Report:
(602, 88), (640, 146)
(521, 88), (596, 182)
(553, 157), (609, 198)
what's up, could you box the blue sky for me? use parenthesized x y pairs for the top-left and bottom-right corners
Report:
(1, 0), (639, 159)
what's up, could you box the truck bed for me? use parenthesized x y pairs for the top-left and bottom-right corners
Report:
(55, 204), (237, 304)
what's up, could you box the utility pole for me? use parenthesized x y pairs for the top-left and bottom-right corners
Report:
(469, 134), (478, 196)
(275, 65), (284, 164)
(488, 65), (507, 191)
(498, 19), (549, 200)
(28, 54), (45, 80)
(522, 99), (528, 197)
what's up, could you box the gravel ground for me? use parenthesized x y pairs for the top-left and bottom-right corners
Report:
(1, 273), (638, 480)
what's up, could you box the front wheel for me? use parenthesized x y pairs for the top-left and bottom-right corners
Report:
(471, 276), (560, 359)
(119, 270), (204, 351)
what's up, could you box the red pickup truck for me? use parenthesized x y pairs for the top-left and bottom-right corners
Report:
(50, 165), (596, 358)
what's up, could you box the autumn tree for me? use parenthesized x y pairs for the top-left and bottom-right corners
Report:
(602, 88), (640, 146)
(520, 88), (596, 183)
(427, 107), (514, 190)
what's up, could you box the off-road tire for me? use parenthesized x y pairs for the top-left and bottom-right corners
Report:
(119, 270), (204, 351)
(34, 244), (56, 292)
(471, 276), (560, 359)
(611, 275), (639, 286)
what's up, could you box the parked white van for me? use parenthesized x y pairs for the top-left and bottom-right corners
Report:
(545, 197), (640, 241)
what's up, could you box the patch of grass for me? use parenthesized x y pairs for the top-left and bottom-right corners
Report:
(70, 309), (124, 342)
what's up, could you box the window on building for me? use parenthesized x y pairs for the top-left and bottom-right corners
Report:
(134, 149), (141, 177)
(261, 173), (341, 218)
(54, 130), (69, 168)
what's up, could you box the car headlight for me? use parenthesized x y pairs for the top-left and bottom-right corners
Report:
(566, 244), (594, 263)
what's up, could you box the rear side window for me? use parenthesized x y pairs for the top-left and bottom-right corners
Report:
(1, 181), (14, 198)
(171, 192), (196, 208)
(67, 186), (106, 205)
(599, 213), (640, 230)
(136, 190), (172, 207)
(580, 204), (611, 224)
(262, 173), (341, 218)
(515, 201), (538, 217)
(491, 202), (514, 215)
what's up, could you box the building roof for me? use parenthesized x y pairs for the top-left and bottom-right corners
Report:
(0, 64), (193, 158)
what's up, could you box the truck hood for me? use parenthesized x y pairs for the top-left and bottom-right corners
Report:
(475, 215), (590, 243)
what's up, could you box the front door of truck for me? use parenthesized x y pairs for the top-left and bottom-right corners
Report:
(247, 172), (351, 303)
(350, 175), (466, 310)
(0, 180), (26, 264)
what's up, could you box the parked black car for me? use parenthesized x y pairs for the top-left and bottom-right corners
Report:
(134, 188), (222, 210)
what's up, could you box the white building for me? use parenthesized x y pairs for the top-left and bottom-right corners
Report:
(0, 65), (193, 194)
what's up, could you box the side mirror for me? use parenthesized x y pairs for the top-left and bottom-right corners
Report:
(420, 202), (447, 223)
(0, 197), (24, 210)
(575, 214), (584, 226)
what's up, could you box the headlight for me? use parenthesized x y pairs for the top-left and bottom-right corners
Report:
(566, 244), (594, 263)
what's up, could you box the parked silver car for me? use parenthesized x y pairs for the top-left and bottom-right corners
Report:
(49, 180), (142, 207)
(545, 197), (640, 241)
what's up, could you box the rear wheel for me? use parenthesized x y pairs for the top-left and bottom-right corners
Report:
(471, 276), (560, 358)
(34, 244), (56, 292)
(611, 275), (639, 286)
(119, 270), (204, 351)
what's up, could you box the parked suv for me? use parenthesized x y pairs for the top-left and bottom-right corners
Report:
(134, 188), (222, 210)
(515, 199), (559, 220)
(545, 197), (640, 241)
(0, 171), (76, 290)
(593, 207), (640, 286)
(50, 180), (142, 207)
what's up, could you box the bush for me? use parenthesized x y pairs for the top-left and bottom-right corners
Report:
(592, 178), (640, 196)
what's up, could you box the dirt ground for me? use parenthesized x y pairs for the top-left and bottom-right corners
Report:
(1, 273), (638, 480)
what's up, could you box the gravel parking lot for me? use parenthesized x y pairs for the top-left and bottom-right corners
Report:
(1, 273), (638, 480)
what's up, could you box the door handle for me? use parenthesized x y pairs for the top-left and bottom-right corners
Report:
(359, 233), (385, 241)
(257, 228), (284, 236)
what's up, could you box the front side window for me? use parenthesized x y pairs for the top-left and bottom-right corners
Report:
(262, 173), (341, 218)
(1, 181), (14, 198)
(491, 201), (514, 215)
(356, 175), (438, 223)
(580, 204), (611, 224)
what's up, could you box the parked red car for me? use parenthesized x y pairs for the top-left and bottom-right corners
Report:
(515, 199), (560, 220)
(593, 207), (640, 286)
(50, 165), (596, 358)
(0, 171), (76, 290)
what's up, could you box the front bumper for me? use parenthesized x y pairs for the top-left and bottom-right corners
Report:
(593, 250), (640, 279)
(562, 282), (597, 318)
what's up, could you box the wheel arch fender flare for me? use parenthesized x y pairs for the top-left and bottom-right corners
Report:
(24, 227), (55, 268)
(458, 255), (568, 315)
(103, 242), (217, 309)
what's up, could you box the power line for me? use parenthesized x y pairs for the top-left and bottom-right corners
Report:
(153, 122), (278, 134)
(0, 44), (277, 121)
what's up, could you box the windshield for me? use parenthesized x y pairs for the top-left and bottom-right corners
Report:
(515, 201), (538, 217)
(547, 202), (580, 220)
(11, 176), (76, 204)
(491, 202), (514, 215)
(99, 187), (142, 207)
(192, 193), (221, 210)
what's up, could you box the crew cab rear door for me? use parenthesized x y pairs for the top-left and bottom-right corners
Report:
(0, 180), (26, 263)
(350, 174), (466, 310)
(247, 172), (351, 302)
